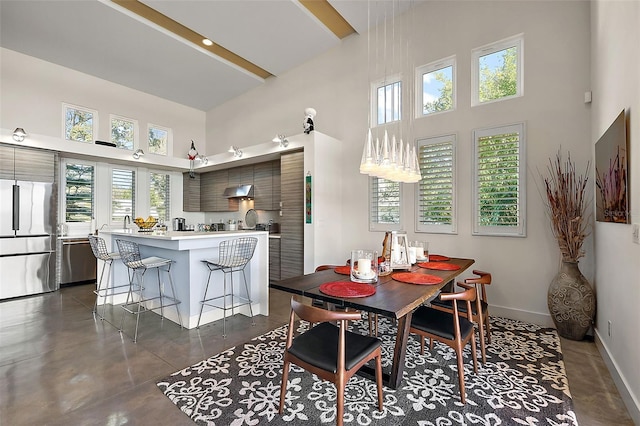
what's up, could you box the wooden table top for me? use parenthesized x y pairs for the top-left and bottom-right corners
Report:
(271, 257), (475, 319)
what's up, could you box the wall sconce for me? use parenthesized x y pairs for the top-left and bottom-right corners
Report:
(132, 149), (145, 159)
(12, 128), (27, 142)
(272, 134), (289, 148)
(228, 146), (242, 158)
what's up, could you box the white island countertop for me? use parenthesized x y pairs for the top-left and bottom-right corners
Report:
(101, 229), (268, 240)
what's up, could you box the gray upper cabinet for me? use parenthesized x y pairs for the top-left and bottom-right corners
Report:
(253, 160), (281, 211)
(0, 145), (56, 182)
(182, 172), (200, 212)
(200, 169), (239, 212)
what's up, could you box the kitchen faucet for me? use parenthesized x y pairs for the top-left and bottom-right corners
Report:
(124, 215), (131, 229)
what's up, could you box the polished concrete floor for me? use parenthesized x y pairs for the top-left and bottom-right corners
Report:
(0, 283), (633, 425)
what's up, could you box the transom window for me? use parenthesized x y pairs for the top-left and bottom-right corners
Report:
(63, 103), (97, 143)
(472, 123), (526, 236)
(111, 168), (136, 223)
(110, 115), (137, 151)
(416, 135), (456, 234)
(472, 34), (524, 106)
(148, 124), (170, 156)
(416, 56), (455, 117)
(369, 177), (402, 231)
(64, 162), (94, 223)
(372, 77), (402, 126)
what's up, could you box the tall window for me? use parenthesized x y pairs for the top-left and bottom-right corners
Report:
(148, 124), (170, 156)
(416, 56), (455, 117)
(110, 115), (137, 150)
(150, 172), (170, 221)
(472, 123), (526, 236)
(111, 168), (135, 223)
(63, 103), (97, 143)
(372, 77), (402, 126)
(471, 34), (523, 106)
(416, 135), (456, 234)
(64, 162), (94, 222)
(369, 177), (402, 231)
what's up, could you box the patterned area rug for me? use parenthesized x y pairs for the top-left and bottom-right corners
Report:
(157, 316), (578, 425)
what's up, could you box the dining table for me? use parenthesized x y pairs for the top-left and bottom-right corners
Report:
(270, 256), (475, 389)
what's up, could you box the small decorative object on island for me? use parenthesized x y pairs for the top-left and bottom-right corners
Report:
(543, 150), (595, 340)
(303, 107), (315, 134)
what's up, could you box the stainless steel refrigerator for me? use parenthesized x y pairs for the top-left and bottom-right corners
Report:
(0, 144), (58, 300)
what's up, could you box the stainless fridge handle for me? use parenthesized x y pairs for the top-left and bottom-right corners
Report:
(12, 184), (19, 231)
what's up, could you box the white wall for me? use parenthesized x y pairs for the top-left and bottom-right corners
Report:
(206, 0), (593, 326)
(591, 1), (640, 422)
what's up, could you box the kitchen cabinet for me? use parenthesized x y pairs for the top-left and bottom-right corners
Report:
(269, 237), (281, 283)
(0, 145), (56, 182)
(253, 160), (281, 211)
(200, 169), (238, 212)
(182, 172), (200, 212)
(279, 151), (304, 280)
(228, 165), (254, 187)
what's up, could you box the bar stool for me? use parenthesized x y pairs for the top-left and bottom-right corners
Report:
(197, 237), (258, 337)
(115, 239), (183, 342)
(88, 235), (131, 321)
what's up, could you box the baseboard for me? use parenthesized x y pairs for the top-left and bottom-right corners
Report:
(489, 304), (554, 328)
(594, 329), (640, 425)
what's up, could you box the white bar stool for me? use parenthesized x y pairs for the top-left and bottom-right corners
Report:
(88, 235), (131, 321)
(197, 237), (258, 337)
(116, 238), (183, 342)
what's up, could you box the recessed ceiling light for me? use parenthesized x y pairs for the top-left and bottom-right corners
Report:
(202, 38), (213, 46)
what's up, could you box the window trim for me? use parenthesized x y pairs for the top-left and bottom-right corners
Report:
(62, 103), (98, 143)
(109, 114), (138, 151)
(415, 134), (457, 234)
(369, 176), (403, 232)
(472, 122), (526, 237)
(471, 34), (524, 107)
(370, 74), (403, 128)
(147, 123), (172, 156)
(415, 55), (456, 119)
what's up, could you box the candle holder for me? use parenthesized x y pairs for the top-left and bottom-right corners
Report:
(390, 231), (411, 270)
(350, 249), (378, 283)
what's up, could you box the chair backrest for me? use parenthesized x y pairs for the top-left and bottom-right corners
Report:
(314, 265), (339, 272)
(439, 287), (477, 336)
(88, 235), (110, 261)
(291, 297), (361, 324)
(465, 270), (491, 303)
(115, 239), (144, 269)
(217, 237), (258, 268)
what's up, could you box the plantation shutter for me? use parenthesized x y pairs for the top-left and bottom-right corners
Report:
(369, 177), (402, 231)
(472, 123), (526, 236)
(65, 163), (94, 223)
(150, 172), (171, 221)
(416, 135), (456, 233)
(111, 168), (136, 222)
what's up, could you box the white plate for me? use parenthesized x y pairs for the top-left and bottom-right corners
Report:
(416, 257), (429, 262)
(354, 270), (375, 279)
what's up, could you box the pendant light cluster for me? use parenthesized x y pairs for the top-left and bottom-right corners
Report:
(359, 129), (421, 183)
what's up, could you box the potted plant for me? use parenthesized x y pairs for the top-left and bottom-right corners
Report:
(543, 150), (595, 340)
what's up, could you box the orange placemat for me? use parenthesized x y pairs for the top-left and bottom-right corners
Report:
(392, 272), (443, 285)
(319, 281), (376, 298)
(417, 261), (460, 271)
(334, 265), (351, 275)
(428, 254), (450, 262)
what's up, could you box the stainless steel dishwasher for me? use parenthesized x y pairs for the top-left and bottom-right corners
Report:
(60, 237), (97, 285)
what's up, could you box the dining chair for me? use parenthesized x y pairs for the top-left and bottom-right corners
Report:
(430, 269), (491, 363)
(278, 298), (384, 425)
(410, 286), (478, 403)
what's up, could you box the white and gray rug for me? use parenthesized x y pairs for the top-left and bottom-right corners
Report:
(157, 316), (578, 425)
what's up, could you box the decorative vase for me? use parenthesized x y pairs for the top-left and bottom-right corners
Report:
(547, 261), (596, 340)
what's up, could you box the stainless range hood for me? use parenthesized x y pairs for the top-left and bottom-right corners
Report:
(224, 184), (254, 199)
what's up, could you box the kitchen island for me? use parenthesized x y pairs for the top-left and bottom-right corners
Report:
(99, 229), (269, 329)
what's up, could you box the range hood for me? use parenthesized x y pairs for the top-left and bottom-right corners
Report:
(224, 184), (254, 199)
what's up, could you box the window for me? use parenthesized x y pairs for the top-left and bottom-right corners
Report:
(416, 56), (455, 117)
(149, 172), (170, 221)
(110, 115), (137, 150)
(63, 103), (97, 143)
(416, 135), (456, 234)
(64, 162), (94, 222)
(471, 34), (523, 106)
(372, 77), (402, 126)
(472, 123), (526, 237)
(148, 124), (170, 156)
(111, 168), (135, 223)
(369, 177), (402, 231)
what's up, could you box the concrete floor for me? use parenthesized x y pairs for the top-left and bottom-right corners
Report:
(0, 283), (633, 425)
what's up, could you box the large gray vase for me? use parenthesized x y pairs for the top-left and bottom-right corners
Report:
(547, 261), (596, 340)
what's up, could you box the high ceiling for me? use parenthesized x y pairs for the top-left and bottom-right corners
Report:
(1, 0), (420, 112)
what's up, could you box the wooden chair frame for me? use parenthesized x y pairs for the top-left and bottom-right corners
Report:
(278, 298), (383, 425)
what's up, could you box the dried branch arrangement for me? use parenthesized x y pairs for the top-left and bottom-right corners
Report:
(595, 146), (628, 222)
(543, 151), (590, 262)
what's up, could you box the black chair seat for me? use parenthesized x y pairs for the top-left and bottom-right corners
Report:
(411, 305), (474, 341)
(288, 322), (382, 373)
(431, 298), (488, 315)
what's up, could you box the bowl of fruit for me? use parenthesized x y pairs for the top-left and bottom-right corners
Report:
(134, 216), (158, 232)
